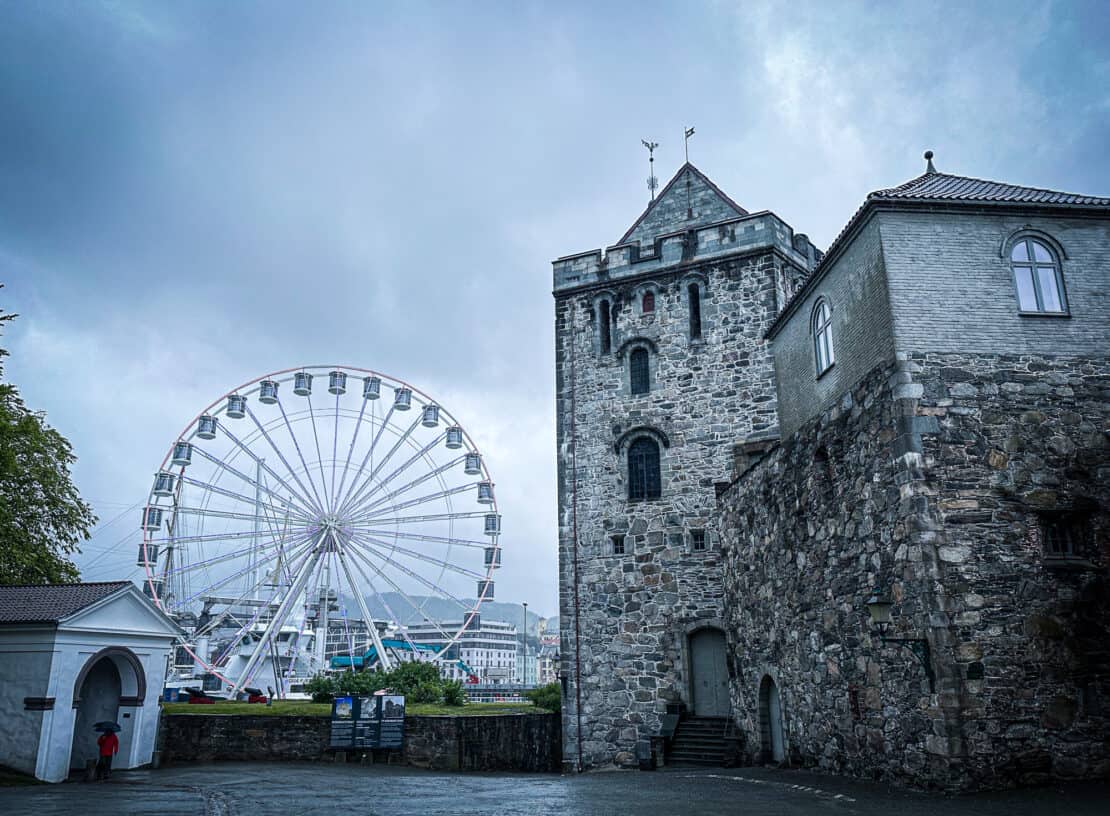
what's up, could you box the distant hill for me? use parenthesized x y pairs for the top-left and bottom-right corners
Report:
(341, 592), (547, 635)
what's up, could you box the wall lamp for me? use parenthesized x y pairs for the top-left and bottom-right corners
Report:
(865, 590), (936, 693)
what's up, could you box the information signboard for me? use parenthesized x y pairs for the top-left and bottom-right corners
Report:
(329, 696), (355, 749)
(331, 694), (405, 750)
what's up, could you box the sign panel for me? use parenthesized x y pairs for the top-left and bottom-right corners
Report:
(329, 696), (355, 749)
(331, 694), (405, 749)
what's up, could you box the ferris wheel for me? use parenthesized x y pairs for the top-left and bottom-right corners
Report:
(138, 366), (500, 696)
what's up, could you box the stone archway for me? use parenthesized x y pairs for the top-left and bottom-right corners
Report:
(69, 647), (146, 772)
(758, 674), (785, 763)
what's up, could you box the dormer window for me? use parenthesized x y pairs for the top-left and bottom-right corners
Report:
(642, 292), (655, 314)
(1011, 237), (1067, 315)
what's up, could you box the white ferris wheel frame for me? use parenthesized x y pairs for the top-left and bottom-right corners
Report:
(140, 364), (500, 694)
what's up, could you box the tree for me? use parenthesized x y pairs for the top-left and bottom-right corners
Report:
(0, 300), (96, 584)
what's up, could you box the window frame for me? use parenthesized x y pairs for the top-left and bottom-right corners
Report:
(811, 298), (835, 377)
(629, 347), (650, 396)
(598, 299), (612, 354)
(627, 436), (662, 502)
(641, 291), (655, 314)
(610, 534), (626, 556)
(1009, 237), (1069, 316)
(689, 529), (707, 552)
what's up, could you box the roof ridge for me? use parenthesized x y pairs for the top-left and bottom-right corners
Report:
(0, 580), (130, 589)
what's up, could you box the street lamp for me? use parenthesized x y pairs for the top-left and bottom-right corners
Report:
(864, 589), (935, 693)
(521, 601), (528, 687)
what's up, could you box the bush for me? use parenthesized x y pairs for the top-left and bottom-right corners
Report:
(525, 682), (561, 713)
(382, 660), (442, 697)
(442, 679), (466, 707)
(306, 673), (337, 703)
(408, 680), (442, 704)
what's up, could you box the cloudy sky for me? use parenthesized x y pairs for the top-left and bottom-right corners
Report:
(2, 1), (1109, 617)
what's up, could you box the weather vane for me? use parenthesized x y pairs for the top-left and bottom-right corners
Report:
(684, 126), (696, 218)
(642, 139), (659, 200)
(684, 126), (695, 163)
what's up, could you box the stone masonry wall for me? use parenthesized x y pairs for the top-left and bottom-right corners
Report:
(718, 352), (1110, 790)
(157, 713), (561, 772)
(555, 247), (807, 770)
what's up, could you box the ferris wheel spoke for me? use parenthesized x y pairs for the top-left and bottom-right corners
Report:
(241, 405), (325, 515)
(334, 546), (392, 670)
(335, 403), (394, 514)
(343, 529), (489, 550)
(163, 528), (316, 579)
(229, 532), (327, 696)
(304, 392), (331, 511)
(344, 432), (449, 518)
(269, 399), (327, 514)
(333, 396), (369, 514)
(148, 528), (294, 548)
(337, 415), (421, 518)
(330, 392), (340, 513)
(353, 482), (479, 524)
(347, 532), (473, 612)
(341, 546), (428, 662)
(343, 541), (467, 641)
(203, 427), (320, 518)
(349, 510), (489, 526)
(172, 506), (313, 526)
(345, 531), (485, 580)
(173, 535), (315, 611)
(346, 455), (465, 517)
(178, 475), (313, 524)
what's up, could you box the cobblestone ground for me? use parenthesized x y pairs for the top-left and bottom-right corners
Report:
(2, 763), (1107, 816)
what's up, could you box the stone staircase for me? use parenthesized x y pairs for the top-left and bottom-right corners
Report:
(666, 716), (731, 766)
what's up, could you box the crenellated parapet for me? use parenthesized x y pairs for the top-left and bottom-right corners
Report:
(553, 210), (821, 293)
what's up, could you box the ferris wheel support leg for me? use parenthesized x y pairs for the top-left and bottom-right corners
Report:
(336, 545), (392, 671)
(228, 535), (325, 698)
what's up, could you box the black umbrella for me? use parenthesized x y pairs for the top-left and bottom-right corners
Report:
(94, 721), (121, 732)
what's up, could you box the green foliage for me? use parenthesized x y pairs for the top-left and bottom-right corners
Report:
(0, 302), (95, 585)
(408, 681), (441, 704)
(305, 673), (338, 703)
(441, 679), (466, 707)
(525, 682), (562, 713)
(382, 660), (441, 697)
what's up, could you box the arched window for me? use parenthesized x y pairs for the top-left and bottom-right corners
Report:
(642, 291), (655, 314)
(629, 347), (650, 395)
(628, 437), (661, 501)
(1011, 237), (1067, 314)
(599, 299), (612, 354)
(812, 299), (834, 375)
(688, 284), (702, 340)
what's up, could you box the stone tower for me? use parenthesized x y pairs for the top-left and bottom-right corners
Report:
(552, 163), (819, 769)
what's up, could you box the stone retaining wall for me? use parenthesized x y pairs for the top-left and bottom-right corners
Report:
(157, 713), (561, 772)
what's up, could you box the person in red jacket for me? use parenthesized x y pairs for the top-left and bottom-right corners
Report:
(96, 730), (119, 780)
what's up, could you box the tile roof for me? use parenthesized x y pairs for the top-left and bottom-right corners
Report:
(870, 171), (1110, 207)
(0, 582), (130, 624)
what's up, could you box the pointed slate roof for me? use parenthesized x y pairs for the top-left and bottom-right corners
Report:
(617, 163), (748, 247)
(0, 581), (131, 624)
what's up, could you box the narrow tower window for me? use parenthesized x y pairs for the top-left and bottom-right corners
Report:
(642, 291), (655, 314)
(630, 347), (650, 395)
(812, 299), (834, 375)
(599, 299), (612, 354)
(688, 283), (702, 340)
(628, 437), (661, 501)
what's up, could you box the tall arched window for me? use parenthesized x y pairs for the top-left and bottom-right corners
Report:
(629, 347), (650, 395)
(1011, 237), (1067, 314)
(599, 299), (612, 354)
(642, 291), (655, 314)
(628, 437), (661, 501)
(688, 284), (702, 340)
(812, 299), (834, 375)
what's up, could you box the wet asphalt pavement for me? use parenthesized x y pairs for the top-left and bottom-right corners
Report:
(2, 762), (1107, 816)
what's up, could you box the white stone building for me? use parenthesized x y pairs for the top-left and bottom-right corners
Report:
(404, 618), (517, 684)
(0, 582), (181, 782)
